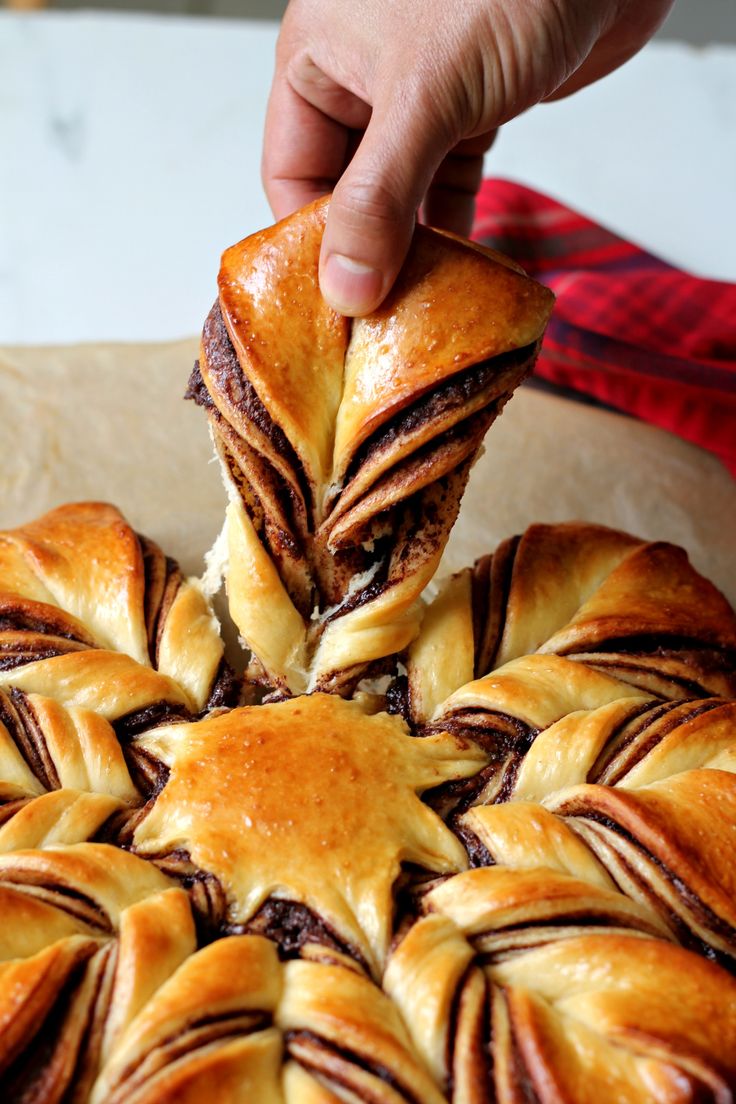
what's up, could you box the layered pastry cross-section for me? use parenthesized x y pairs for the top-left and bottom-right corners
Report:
(188, 197), (554, 696)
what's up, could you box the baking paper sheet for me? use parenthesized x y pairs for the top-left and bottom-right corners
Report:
(1, 340), (734, 606)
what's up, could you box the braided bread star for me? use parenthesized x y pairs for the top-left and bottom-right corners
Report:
(3, 202), (736, 1100)
(1, 499), (735, 1101)
(188, 197), (554, 696)
(0, 500), (480, 1097)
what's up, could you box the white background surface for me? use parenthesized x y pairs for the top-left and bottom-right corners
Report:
(2, 12), (736, 345)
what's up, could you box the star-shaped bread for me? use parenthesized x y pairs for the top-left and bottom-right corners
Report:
(2, 198), (736, 1102)
(131, 693), (487, 973)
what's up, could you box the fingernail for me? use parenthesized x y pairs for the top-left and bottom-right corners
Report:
(321, 253), (383, 316)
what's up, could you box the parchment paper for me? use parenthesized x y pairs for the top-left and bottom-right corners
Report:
(1, 340), (734, 606)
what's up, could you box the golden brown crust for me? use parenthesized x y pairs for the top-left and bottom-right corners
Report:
(131, 694), (484, 974)
(333, 220), (555, 482)
(218, 198), (349, 493)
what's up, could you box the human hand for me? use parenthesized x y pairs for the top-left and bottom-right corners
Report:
(263, 0), (672, 316)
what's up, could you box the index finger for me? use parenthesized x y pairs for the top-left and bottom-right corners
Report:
(262, 71), (350, 219)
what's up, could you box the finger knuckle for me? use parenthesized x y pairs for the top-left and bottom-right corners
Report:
(333, 176), (405, 230)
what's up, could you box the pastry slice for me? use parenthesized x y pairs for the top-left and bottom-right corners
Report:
(189, 197), (554, 694)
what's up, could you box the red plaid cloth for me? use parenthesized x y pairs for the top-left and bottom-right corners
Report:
(473, 179), (736, 475)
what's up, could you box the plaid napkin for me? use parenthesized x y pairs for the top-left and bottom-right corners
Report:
(473, 179), (736, 475)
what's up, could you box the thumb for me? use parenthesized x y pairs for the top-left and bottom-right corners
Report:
(319, 103), (449, 316)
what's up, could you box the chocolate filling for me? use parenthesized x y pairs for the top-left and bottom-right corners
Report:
(320, 460), (474, 628)
(385, 673), (410, 719)
(583, 658), (716, 699)
(237, 898), (369, 973)
(113, 701), (190, 744)
(572, 634), (736, 669)
(454, 823), (495, 868)
(286, 1029), (424, 1104)
(111, 1007), (273, 1096)
(475, 909), (666, 943)
(0, 875), (113, 933)
(0, 606), (92, 645)
(122, 747), (171, 799)
(420, 712), (537, 817)
(0, 688), (59, 791)
(0, 640), (85, 671)
(191, 325), (316, 615)
(568, 635), (736, 698)
(446, 964), (491, 1100)
(433, 710), (535, 755)
(423, 763), (502, 820)
(337, 343), (537, 497)
(204, 658), (242, 712)
(587, 700), (674, 783)
(93, 804), (149, 849)
(138, 533), (183, 668)
(188, 303), (311, 512)
(65, 943), (116, 1101)
(140, 847), (228, 941)
(504, 988), (546, 1104)
(591, 698), (725, 786)
(317, 535), (393, 625)
(1, 951), (96, 1099)
(598, 839), (736, 974)
(472, 535), (521, 677)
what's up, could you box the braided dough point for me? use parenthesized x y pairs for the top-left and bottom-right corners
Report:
(0, 503), (228, 712)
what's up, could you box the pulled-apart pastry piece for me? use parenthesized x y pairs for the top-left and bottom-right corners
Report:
(188, 197), (554, 695)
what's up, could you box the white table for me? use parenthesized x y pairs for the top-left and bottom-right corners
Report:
(2, 11), (735, 345)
